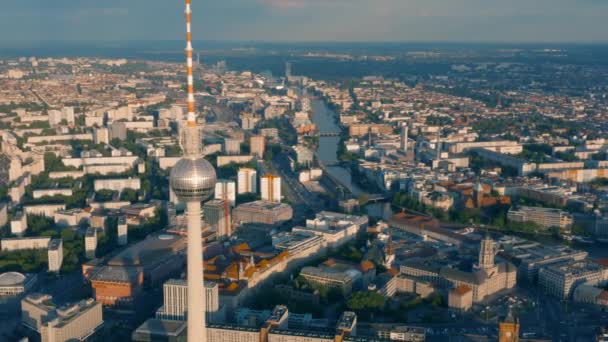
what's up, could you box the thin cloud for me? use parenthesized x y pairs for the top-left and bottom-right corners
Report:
(259, 0), (353, 10)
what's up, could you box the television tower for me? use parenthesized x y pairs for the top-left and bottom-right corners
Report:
(400, 122), (409, 153)
(169, 1), (217, 341)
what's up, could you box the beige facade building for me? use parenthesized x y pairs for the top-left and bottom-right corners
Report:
(22, 294), (103, 342)
(24, 204), (66, 218)
(448, 285), (473, 311)
(1, 237), (51, 251)
(215, 180), (236, 206)
(223, 138), (242, 155)
(93, 178), (141, 192)
(156, 279), (223, 323)
(85, 227), (97, 258)
(238, 167), (258, 194)
(507, 206), (573, 229)
(0, 202), (7, 228)
(10, 212), (27, 236)
(233, 201), (293, 227)
(40, 300), (102, 342)
(250, 135), (266, 158)
(261, 175), (281, 203)
(538, 260), (606, 299)
(135, 305), (423, 342)
(218, 155), (254, 167)
(401, 236), (517, 303)
(47, 239), (63, 272)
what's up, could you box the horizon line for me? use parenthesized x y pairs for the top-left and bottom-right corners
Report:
(2, 39), (608, 47)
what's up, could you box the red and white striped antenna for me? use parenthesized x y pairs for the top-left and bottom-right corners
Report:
(180, 0), (203, 157)
(185, 0), (196, 127)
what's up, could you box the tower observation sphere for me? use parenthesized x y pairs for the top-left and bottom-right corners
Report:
(170, 157), (217, 202)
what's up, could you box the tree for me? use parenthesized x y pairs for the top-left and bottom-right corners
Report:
(120, 188), (139, 203)
(0, 185), (8, 202)
(0, 249), (48, 273)
(347, 291), (386, 312)
(27, 215), (55, 236)
(95, 190), (116, 202)
(337, 244), (363, 262)
(44, 153), (77, 172)
(424, 293), (444, 307)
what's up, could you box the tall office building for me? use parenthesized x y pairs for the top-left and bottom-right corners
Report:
(250, 135), (265, 158)
(215, 180), (236, 206)
(223, 138), (242, 155)
(168, 1), (217, 340)
(48, 107), (75, 127)
(238, 168), (257, 194)
(62, 107), (75, 125)
(261, 175), (281, 203)
(117, 216), (128, 246)
(93, 127), (110, 145)
(167, 202), (177, 227)
(84, 227), (97, 259)
(47, 239), (63, 272)
(400, 122), (409, 152)
(111, 121), (127, 141)
(203, 199), (232, 237)
(157, 279), (221, 322)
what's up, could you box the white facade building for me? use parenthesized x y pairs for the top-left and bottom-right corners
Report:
(118, 216), (128, 246)
(1, 237), (51, 251)
(24, 204), (66, 218)
(215, 180), (236, 207)
(10, 212), (27, 236)
(47, 239), (63, 272)
(22, 294), (103, 342)
(48, 107), (75, 127)
(85, 227), (97, 258)
(94, 178), (141, 192)
(237, 168), (257, 194)
(0, 202), (7, 228)
(261, 175), (281, 203)
(156, 279), (222, 323)
(93, 127), (110, 145)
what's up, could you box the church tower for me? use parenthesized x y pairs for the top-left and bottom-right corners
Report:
(498, 307), (520, 342)
(476, 234), (496, 272)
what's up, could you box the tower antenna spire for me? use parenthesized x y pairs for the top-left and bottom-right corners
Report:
(180, 0), (204, 158)
(185, 0), (196, 126)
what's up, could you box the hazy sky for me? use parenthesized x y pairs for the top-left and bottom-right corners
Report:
(1, 0), (607, 43)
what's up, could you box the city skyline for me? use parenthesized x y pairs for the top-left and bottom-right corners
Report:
(1, 0), (608, 341)
(2, 0), (608, 44)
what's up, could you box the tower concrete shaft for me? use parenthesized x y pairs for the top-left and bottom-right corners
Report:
(187, 201), (206, 342)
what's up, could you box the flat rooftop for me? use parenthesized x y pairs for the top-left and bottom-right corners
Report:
(107, 233), (185, 267)
(133, 318), (186, 338)
(90, 266), (140, 284)
(52, 299), (99, 329)
(544, 260), (605, 276)
(48, 239), (62, 250)
(236, 200), (292, 211)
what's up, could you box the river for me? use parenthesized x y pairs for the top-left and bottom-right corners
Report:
(307, 94), (394, 221)
(310, 97), (340, 164)
(309, 96), (366, 197)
